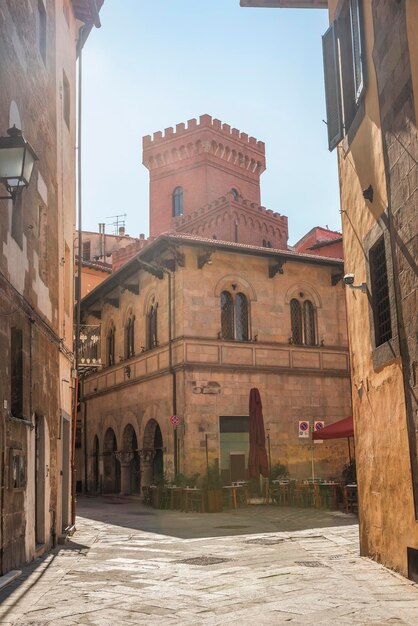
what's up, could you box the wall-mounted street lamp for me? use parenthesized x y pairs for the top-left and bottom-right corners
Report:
(0, 126), (38, 201)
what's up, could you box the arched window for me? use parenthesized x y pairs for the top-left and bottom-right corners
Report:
(290, 299), (303, 345)
(147, 301), (158, 349)
(172, 186), (184, 217)
(235, 293), (249, 340)
(221, 291), (249, 341)
(231, 188), (239, 200)
(125, 313), (135, 358)
(290, 297), (317, 346)
(221, 291), (234, 339)
(304, 300), (316, 346)
(107, 322), (115, 366)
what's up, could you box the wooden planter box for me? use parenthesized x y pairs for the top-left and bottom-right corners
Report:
(205, 490), (223, 513)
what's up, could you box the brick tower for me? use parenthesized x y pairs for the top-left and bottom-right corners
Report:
(143, 114), (267, 238)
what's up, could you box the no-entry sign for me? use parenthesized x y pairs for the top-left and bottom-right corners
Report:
(314, 420), (325, 443)
(170, 415), (181, 428)
(299, 420), (310, 438)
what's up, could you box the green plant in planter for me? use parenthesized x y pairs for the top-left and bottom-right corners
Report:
(342, 459), (356, 484)
(174, 472), (200, 488)
(270, 462), (289, 481)
(200, 463), (223, 512)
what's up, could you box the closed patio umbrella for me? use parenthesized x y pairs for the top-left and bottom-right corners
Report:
(248, 388), (269, 478)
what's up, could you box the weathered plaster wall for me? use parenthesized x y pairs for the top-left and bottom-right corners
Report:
(333, 0), (418, 575)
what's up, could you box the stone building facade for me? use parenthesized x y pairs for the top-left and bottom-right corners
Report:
(241, 0), (418, 577)
(0, 1), (102, 575)
(77, 116), (351, 496)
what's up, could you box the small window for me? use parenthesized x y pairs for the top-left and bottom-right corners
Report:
(221, 291), (234, 339)
(37, 0), (47, 64)
(172, 187), (183, 217)
(11, 450), (26, 489)
(147, 302), (158, 349)
(290, 297), (317, 346)
(231, 188), (239, 200)
(107, 323), (115, 366)
(235, 293), (249, 341)
(125, 313), (135, 358)
(290, 299), (303, 345)
(63, 71), (70, 130)
(11, 327), (23, 417)
(370, 237), (392, 347)
(304, 300), (316, 346)
(220, 291), (249, 341)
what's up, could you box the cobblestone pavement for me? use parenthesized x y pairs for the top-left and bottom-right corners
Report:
(1, 497), (418, 625)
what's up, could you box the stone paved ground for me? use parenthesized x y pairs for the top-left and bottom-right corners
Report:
(1, 496), (418, 625)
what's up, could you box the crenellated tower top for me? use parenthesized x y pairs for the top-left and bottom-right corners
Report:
(143, 114), (267, 238)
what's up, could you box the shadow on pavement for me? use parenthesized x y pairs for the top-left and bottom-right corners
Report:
(76, 494), (358, 540)
(0, 539), (90, 620)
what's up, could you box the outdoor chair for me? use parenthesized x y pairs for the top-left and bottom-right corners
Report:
(142, 486), (151, 505)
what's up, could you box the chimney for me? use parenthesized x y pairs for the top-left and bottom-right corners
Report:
(139, 233), (145, 240)
(99, 223), (106, 258)
(119, 226), (125, 236)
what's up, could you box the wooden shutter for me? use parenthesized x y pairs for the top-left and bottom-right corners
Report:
(350, 0), (365, 103)
(322, 22), (343, 151)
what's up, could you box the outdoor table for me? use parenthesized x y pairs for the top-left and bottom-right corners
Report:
(167, 486), (182, 510)
(319, 482), (342, 509)
(343, 484), (358, 514)
(181, 487), (203, 513)
(223, 485), (238, 509)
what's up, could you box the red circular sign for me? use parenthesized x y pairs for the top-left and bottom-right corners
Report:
(170, 415), (181, 427)
(299, 421), (309, 431)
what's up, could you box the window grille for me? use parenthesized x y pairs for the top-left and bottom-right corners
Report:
(290, 299), (303, 345)
(147, 304), (158, 349)
(172, 187), (184, 217)
(304, 300), (316, 346)
(370, 237), (392, 346)
(107, 324), (115, 366)
(125, 315), (135, 358)
(221, 291), (234, 339)
(235, 293), (249, 341)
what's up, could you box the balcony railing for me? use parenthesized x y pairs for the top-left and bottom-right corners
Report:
(75, 324), (102, 374)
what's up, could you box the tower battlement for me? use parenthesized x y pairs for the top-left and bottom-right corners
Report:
(143, 114), (267, 238)
(143, 114), (265, 153)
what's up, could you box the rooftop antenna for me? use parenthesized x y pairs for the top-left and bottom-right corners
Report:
(106, 213), (127, 235)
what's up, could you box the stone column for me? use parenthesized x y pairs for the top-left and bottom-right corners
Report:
(139, 450), (156, 487)
(115, 451), (134, 495)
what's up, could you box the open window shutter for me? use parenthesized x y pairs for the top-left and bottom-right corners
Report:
(322, 22), (343, 151)
(350, 0), (365, 102)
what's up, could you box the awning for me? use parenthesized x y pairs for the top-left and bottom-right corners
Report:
(312, 416), (354, 440)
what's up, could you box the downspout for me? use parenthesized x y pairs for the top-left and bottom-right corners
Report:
(72, 23), (85, 527)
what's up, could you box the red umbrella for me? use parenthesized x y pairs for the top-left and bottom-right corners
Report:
(248, 388), (269, 478)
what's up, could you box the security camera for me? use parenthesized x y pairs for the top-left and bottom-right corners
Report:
(344, 273), (367, 293)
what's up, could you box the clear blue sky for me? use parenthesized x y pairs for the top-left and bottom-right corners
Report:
(82, 0), (340, 245)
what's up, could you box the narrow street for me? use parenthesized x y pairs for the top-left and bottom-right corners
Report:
(1, 499), (418, 625)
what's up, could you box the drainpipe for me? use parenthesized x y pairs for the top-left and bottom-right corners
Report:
(72, 22), (86, 527)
